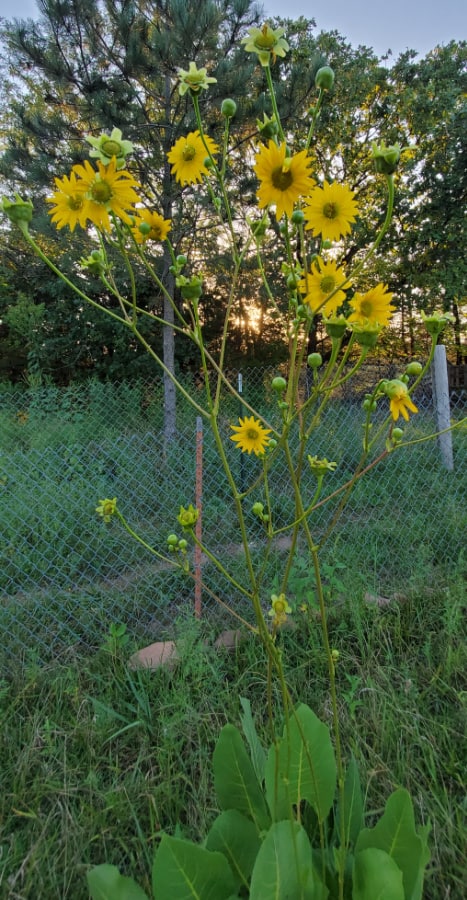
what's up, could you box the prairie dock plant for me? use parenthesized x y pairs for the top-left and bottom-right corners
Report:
(2, 22), (460, 900)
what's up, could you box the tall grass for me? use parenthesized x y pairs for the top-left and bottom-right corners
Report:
(0, 565), (465, 898)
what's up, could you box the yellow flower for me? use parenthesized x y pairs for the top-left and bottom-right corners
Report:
(348, 284), (395, 326)
(167, 131), (218, 186)
(96, 497), (117, 523)
(298, 257), (350, 315)
(304, 180), (359, 241)
(268, 593), (292, 628)
(241, 23), (289, 66)
(177, 504), (199, 530)
(384, 380), (419, 422)
(177, 61), (217, 96)
(254, 141), (315, 221)
(85, 127), (134, 168)
(230, 415), (272, 456)
(47, 171), (89, 232)
(71, 158), (141, 231)
(132, 209), (171, 243)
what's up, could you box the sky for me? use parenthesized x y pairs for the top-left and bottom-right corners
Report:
(1, 0), (466, 60)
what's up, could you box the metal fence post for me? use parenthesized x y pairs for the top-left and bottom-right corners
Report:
(432, 344), (454, 471)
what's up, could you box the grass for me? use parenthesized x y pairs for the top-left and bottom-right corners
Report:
(0, 564), (465, 899)
(0, 378), (465, 896)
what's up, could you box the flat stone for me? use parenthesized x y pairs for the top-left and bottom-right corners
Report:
(129, 640), (179, 670)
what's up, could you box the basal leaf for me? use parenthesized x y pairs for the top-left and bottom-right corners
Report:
(86, 863), (149, 900)
(249, 820), (314, 900)
(353, 847), (404, 900)
(239, 696), (267, 783)
(152, 835), (237, 900)
(355, 788), (430, 900)
(206, 809), (261, 890)
(265, 704), (337, 823)
(339, 755), (364, 847)
(213, 724), (270, 832)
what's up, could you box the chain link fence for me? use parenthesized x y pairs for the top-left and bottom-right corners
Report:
(1, 363), (465, 668)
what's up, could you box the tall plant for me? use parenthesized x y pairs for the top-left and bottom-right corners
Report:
(2, 22), (455, 900)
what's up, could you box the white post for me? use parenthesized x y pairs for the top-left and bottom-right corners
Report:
(432, 344), (454, 471)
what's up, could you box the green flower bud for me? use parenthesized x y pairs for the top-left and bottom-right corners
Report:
(2, 194), (33, 231)
(371, 140), (401, 176)
(177, 275), (203, 301)
(315, 66), (335, 91)
(221, 98), (237, 118)
(271, 376), (287, 392)
(252, 502), (264, 516)
(331, 648), (339, 662)
(406, 361), (423, 376)
(139, 221), (152, 235)
(286, 273), (300, 291)
(176, 254), (187, 266)
(307, 352), (322, 368)
(322, 239), (333, 250)
(308, 455), (338, 477)
(167, 533), (179, 547)
(256, 112), (279, 140)
(421, 311), (454, 337)
(178, 538), (188, 551)
(352, 323), (382, 349)
(80, 249), (107, 276)
(392, 427), (404, 442)
(291, 209), (305, 225)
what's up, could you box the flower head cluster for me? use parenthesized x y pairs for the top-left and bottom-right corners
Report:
(167, 131), (219, 185)
(47, 158), (140, 232)
(230, 416), (272, 456)
(242, 24), (289, 66)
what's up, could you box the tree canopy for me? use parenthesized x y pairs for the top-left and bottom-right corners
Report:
(0, 2), (465, 382)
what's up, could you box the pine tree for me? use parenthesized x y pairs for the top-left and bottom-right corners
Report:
(0, 0), (262, 434)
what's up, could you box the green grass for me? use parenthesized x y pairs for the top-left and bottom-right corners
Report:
(0, 566), (465, 899)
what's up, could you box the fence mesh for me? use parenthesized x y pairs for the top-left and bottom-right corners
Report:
(1, 365), (465, 668)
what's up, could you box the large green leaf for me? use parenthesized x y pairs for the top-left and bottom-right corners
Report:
(338, 756), (364, 847)
(86, 864), (149, 900)
(355, 789), (430, 900)
(206, 809), (261, 890)
(240, 696), (267, 783)
(249, 820), (315, 900)
(353, 848), (404, 900)
(152, 835), (237, 900)
(213, 724), (271, 832)
(265, 704), (337, 823)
